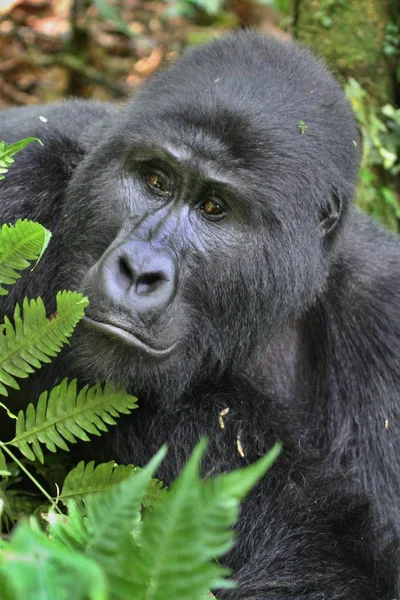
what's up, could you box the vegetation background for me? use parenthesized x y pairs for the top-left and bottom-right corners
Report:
(0, 0), (399, 228)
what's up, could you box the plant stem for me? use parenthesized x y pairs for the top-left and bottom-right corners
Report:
(0, 442), (62, 513)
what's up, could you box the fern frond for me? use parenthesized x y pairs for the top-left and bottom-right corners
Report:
(47, 501), (88, 552)
(60, 461), (136, 505)
(60, 461), (166, 509)
(129, 440), (225, 600)
(49, 448), (166, 574)
(0, 447), (10, 477)
(0, 220), (51, 295)
(0, 291), (88, 396)
(9, 379), (138, 462)
(0, 138), (42, 180)
(83, 448), (166, 563)
(128, 441), (281, 600)
(196, 442), (282, 561)
(0, 519), (107, 600)
(141, 476), (166, 510)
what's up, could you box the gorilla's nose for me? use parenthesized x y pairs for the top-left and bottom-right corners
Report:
(98, 240), (177, 322)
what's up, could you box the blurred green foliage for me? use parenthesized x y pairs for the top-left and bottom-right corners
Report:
(346, 78), (400, 231)
(165, 0), (291, 19)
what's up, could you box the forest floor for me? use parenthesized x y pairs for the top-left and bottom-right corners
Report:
(0, 0), (286, 109)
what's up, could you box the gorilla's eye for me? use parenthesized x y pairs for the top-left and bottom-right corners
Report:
(147, 172), (170, 195)
(200, 199), (226, 220)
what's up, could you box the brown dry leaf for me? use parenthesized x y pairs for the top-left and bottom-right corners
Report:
(236, 435), (245, 458)
(219, 407), (230, 429)
(0, 1), (18, 16)
(134, 47), (162, 75)
(27, 14), (69, 37)
(126, 72), (144, 86)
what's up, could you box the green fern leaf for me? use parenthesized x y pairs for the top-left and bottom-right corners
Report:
(0, 519), (107, 600)
(47, 500), (88, 552)
(60, 461), (136, 505)
(9, 379), (138, 462)
(196, 441), (282, 562)
(49, 448), (166, 575)
(60, 460), (166, 509)
(84, 448), (166, 562)
(141, 476), (166, 510)
(128, 440), (225, 600)
(0, 138), (42, 180)
(0, 220), (51, 295)
(0, 291), (88, 396)
(128, 440), (281, 600)
(0, 447), (10, 477)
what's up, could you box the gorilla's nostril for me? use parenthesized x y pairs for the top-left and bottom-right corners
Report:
(119, 256), (134, 280)
(136, 271), (164, 296)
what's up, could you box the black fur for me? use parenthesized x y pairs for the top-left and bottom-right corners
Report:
(0, 31), (399, 598)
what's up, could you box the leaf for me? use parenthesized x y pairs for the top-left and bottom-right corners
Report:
(60, 461), (136, 505)
(142, 476), (166, 510)
(49, 448), (166, 587)
(0, 138), (43, 158)
(47, 501), (88, 553)
(0, 138), (42, 180)
(93, 0), (135, 36)
(84, 447), (166, 563)
(10, 379), (138, 462)
(0, 448), (10, 478)
(210, 441), (282, 501)
(196, 442), (282, 562)
(0, 291), (88, 396)
(128, 440), (281, 600)
(128, 440), (230, 599)
(0, 519), (107, 600)
(60, 460), (166, 512)
(0, 220), (52, 295)
(0, 401), (17, 420)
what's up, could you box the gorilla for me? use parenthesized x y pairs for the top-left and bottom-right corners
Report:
(0, 30), (399, 598)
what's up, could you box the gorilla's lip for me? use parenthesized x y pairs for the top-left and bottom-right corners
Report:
(82, 316), (177, 358)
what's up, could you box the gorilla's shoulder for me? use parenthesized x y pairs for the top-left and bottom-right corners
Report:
(0, 100), (118, 147)
(333, 208), (400, 313)
(342, 208), (400, 271)
(0, 100), (120, 223)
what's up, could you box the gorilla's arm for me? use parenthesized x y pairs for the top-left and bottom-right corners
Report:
(299, 210), (400, 535)
(255, 210), (400, 538)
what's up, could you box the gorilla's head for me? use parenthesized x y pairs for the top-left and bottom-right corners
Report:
(62, 31), (359, 401)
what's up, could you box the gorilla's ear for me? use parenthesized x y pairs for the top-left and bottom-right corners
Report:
(319, 189), (342, 236)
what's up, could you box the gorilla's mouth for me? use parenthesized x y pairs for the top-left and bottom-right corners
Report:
(82, 316), (177, 358)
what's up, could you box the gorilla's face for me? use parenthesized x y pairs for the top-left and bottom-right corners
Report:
(61, 34), (358, 400)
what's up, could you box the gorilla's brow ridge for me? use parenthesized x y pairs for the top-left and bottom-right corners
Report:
(126, 139), (251, 207)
